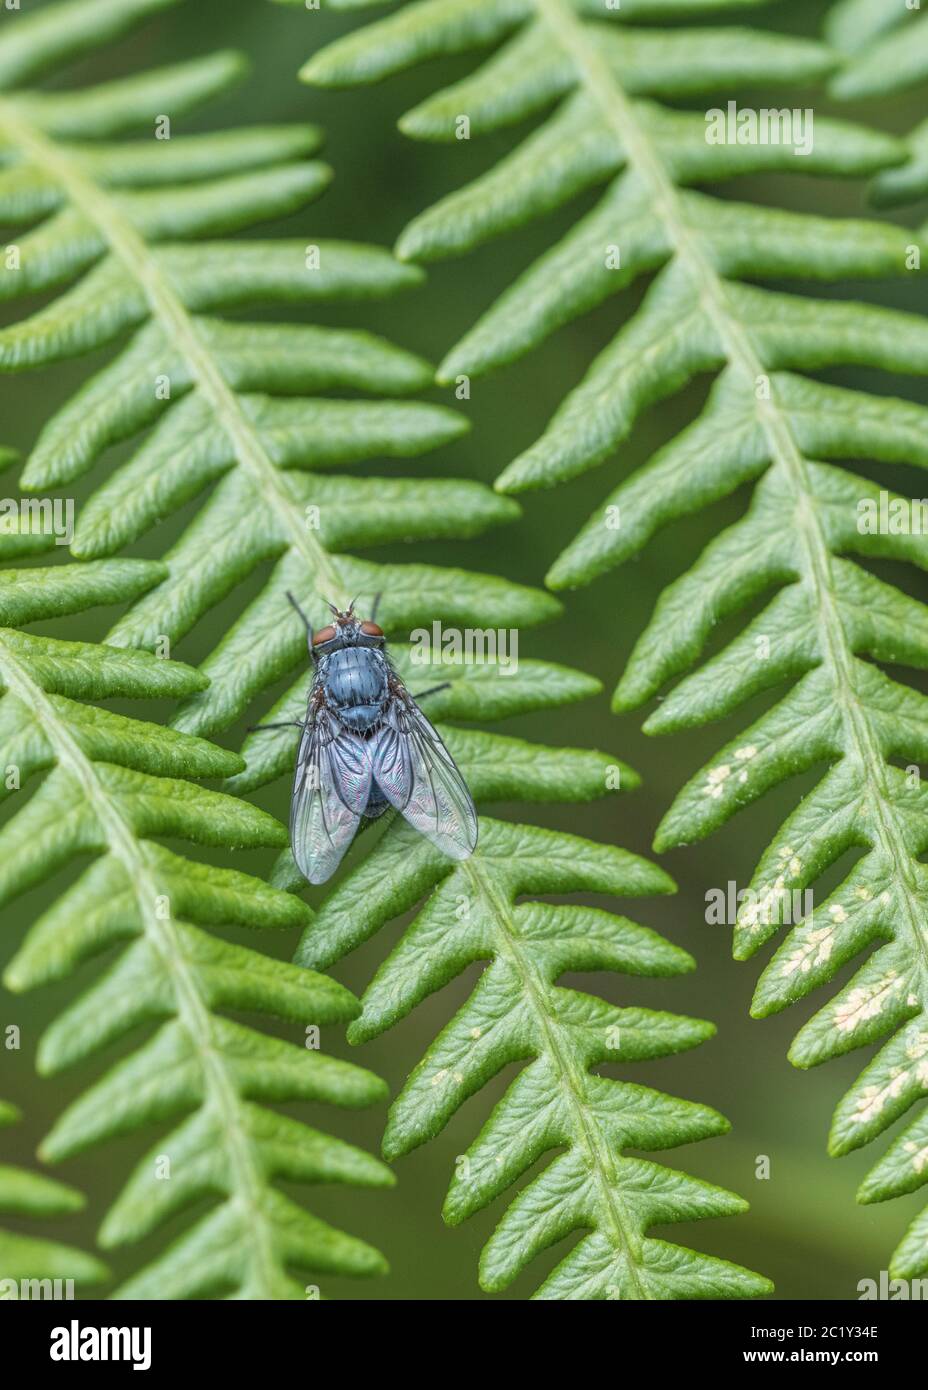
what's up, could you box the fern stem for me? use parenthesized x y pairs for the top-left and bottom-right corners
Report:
(532, 0), (928, 992)
(462, 858), (650, 1297)
(0, 630), (283, 1295)
(0, 95), (349, 609)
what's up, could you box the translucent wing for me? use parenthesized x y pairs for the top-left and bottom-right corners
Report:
(371, 683), (478, 862)
(290, 705), (373, 885)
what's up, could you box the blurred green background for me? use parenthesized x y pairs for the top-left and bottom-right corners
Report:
(2, 0), (928, 1300)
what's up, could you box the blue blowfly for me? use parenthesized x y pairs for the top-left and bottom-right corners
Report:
(253, 593), (478, 884)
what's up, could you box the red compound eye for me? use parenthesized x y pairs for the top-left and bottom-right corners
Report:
(360, 621), (384, 637)
(312, 624), (336, 646)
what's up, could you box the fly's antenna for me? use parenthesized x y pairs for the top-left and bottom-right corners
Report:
(285, 590), (312, 634)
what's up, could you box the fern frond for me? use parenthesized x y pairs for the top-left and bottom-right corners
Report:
(296, 0), (916, 507)
(298, 0), (904, 394)
(0, 0), (555, 743)
(0, 559), (393, 1298)
(0, 1100), (108, 1292)
(295, 814), (772, 1300)
(297, 0), (928, 1278)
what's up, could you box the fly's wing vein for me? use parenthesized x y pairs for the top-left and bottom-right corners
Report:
(290, 706), (373, 884)
(370, 685), (478, 862)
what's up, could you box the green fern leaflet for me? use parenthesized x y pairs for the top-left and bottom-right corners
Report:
(0, 1100), (108, 1294)
(826, 0), (928, 207)
(827, 0), (928, 102)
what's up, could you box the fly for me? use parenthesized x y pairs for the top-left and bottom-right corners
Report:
(252, 592), (478, 884)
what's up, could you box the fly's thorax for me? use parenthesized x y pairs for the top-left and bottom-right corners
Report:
(322, 644), (388, 715)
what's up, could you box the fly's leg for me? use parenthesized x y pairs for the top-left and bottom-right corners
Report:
(369, 590), (383, 623)
(285, 590), (313, 634)
(413, 682), (451, 700)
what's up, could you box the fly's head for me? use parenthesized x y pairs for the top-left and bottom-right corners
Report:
(311, 598), (385, 658)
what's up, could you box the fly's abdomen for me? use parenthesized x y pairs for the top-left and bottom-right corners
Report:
(323, 646), (387, 733)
